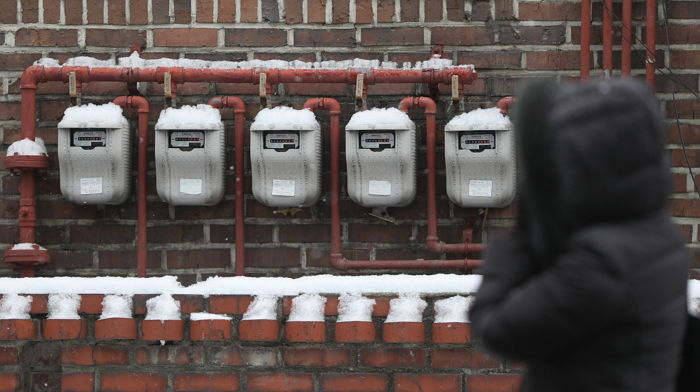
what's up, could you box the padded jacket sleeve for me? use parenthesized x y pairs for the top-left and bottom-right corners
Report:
(469, 232), (627, 361)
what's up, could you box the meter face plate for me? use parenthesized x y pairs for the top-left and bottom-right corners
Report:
(459, 131), (495, 152)
(359, 132), (395, 150)
(264, 132), (299, 150)
(71, 129), (107, 148)
(169, 131), (205, 149)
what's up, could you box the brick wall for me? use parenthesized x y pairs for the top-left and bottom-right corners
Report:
(1, 0), (699, 279)
(0, 293), (522, 392)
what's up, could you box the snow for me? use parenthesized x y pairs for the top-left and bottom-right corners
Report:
(0, 274), (483, 296)
(250, 106), (320, 131)
(189, 312), (232, 321)
(288, 293), (326, 322)
(242, 295), (278, 320)
(385, 293), (427, 323)
(10, 242), (47, 251)
(445, 107), (512, 132)
(144, 294), (181, 321)
(0, 294), (32, 320)
(337, 293), (375, 322)
(689, 280), (700, 317)
(47, 293), (81, 320)
(345, 108), (414, 130)
(434, 295), (472, 323)
(6, 138), (47, 157)
(58, 103), (129, 129)
(99, 295), (132, 320)
(36, 52), (475, 71)
(155, 104), (223, 131)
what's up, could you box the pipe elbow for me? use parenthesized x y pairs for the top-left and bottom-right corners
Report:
(331, 254), (349, 270)
(417, 97), (437, 114)
(20, 66), (43, 89)
(496, 97), (514, 116)
(130, 96), (150, 113)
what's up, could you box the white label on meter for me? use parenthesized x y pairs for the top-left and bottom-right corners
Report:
(265, 133), (299, 149)
(460, 133), (495, 151)
(179, 178), (203, 195)
(73, 130), (106, 147)
(469, 180), (493, 197)
(360, 132), (395, 149)
(272, 179), (295, 196)
(368, 180), (392, 196)
(80, 177), (103, 195)
(170, 131), (205, 148)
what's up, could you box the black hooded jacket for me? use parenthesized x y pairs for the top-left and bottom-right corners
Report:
(469, 79), (690, 392)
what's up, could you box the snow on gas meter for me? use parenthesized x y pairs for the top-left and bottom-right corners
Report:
(250, 106), (321, 207)
(155, 105), (225, 206)
(444, 107), (515, 208)
(345, 108), (416, 207)
(57, 103), (131, 204)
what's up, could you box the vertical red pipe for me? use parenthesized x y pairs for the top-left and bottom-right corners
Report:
(603, 0), (614, 76)
(208, 97), (246, 276)
(580, 0), (591, 81)
(622, 0), (632, 77)
(112, 96), (150, 278)
(646, 0), (657, 88)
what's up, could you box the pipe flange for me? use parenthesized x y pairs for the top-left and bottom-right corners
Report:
(4, 154), (49, 175)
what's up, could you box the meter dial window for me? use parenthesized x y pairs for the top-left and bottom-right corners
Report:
(169, 131), (205, 150)
(359, 131), (395, 151)
(71, 129), (107, 149)
(264, 132), (299, 152)
(459, 131), (495, 152)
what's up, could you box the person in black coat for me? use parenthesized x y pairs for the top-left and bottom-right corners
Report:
(469, 78), (690, 392)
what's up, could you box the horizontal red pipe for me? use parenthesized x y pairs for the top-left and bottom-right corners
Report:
(208, 96), (246, 276)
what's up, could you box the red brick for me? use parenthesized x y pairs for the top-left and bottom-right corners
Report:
(21, 0), (38, 22)
(0, 347), (18, 365)
(400, 0), (418, 21)
(278, 224), (330, 243)
(282, 347), (350, 367)
(671, 149), (700, 167)
(362, 28), (423, 46)
(210, 224), (272, 243)
(0, 0), (17, 23)
(248, 374), (313, 392)
(432, 26), (494, 45)
(98, 250), (161, 270)
(153, 29), (218, 47)
(308, 0), (325, 22)
(495, 0), (514, 20)
(356, 0), (373, 23)
(359, 348), (426, 368)
(670, 199), (700, 218)
(261, 0), (278, 21)
(673, 174), (688, 193)
(240, 0), (257, 22)
(246, 248), (300, 267)
(108, 0), (126, 24)
(173, 374), (240, 391)
(0, 102), (21, 120)
(62, 346), (129, 365)
(70, 225), (134, 244)
(196, 0), (214, 22)
(148, 225), (203, 243)
(38, 100), (69, 121)
(320, 374), (388, 392)
(61, 373), (94, 392)
(519, 1), (581, 21)
(225, 28), (287, 47)
(467, 375), (522, 392)
(16, 29), (78, 46)
(87, 0), (103, 23)
(348, 224), (412, 243)
(285, 0), (302, 23)
(43, 0), (60, 23)
(166, 249), (231, 269)
(668, 1), (700, 19)
(526, 51), (580, 70)
(86, 29), (146, 47)
(209, 295), (254, 315)
(425, 0), (442, 21)
(135, 346), (204, 366)
(669, 124), (700, 144)
(100, 373), (168, 392)
(499, 25), (566, 45)
(445, 0), (463, 21)
(669, 100), (700, 119)
(294, 29), (355, 47)
(152, 0), (169, 23)
(394, 374), (461, 392)
(0, 53), (41, 71)
(458, 51), (521, 70)
(130, 0), (148, 24)
(676, 223), (693, 242)
(0, 374), (20, 392)
(377, 0), (394, 22)
(174, 0), (190, 23)
(432, 348), (501, 368)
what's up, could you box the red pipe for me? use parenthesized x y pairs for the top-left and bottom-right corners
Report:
(496, 97), (515, 116)
(622, 0), (632, 77)
(112, 96), (150, 278)
(646, 0), (656, 88)
(602, 0), (614, 76)
(208, 96), (246, 276)
(580, 0), (591, 81)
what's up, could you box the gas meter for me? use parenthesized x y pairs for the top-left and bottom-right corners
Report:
(444, 107), (515, 208)
(250, 106), (321, 207)
(345, 108), (416, 207)
(57, 103), (131, 204)
(155, 104), (225, 206)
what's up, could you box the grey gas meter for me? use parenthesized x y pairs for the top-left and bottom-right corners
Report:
(155, 105), (225, 206)
(345, 108), (416, 207)
(444, 107), (516, 208)
(250, 106), (321, 207)
(57, 103), (131, 205)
